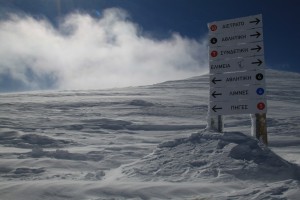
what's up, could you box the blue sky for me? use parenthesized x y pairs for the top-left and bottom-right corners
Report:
(0, 0), (299, 91)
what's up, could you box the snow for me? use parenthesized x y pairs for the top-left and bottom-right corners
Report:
(0, 69), (300, 199)
(124, 130), (300, 183)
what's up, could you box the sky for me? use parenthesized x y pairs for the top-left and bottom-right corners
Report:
(0, 0), (299, 92)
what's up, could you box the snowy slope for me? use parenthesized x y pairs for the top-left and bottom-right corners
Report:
(0, 69), (299, 199)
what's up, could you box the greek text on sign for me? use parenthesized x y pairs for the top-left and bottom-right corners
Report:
(210, 56), (264, 74)
(209, 99), (267, 116)
(210, 70), (265, 88)
(209, 41), (264, 60)
(209, 28), (263, 47)
(210, 85), (266, 102)
(208, 14), (262, 34)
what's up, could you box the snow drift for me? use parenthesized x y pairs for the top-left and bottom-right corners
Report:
(123, 130), (300, 182)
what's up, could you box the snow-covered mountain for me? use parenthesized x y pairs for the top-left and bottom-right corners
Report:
(0, 69), (299, 199)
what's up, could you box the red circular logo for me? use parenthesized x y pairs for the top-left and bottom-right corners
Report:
(257, 102), (265, 110)
(211, 50), (218, 58)
(210, 24), (217, 31)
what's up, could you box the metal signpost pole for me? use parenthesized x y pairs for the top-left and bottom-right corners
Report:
(208, 114), (223, 133)
(256, 113), (268, 145)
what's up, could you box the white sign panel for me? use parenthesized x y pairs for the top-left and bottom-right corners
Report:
(208, 28), (263, 47)
(210, 56), (265, 74)
(209, 41), (264, 61)
(210, 85), (266, 102)
(209, 99), (267, 116)
(210, 70), (265, 88)
(208, 14), (262, 34)
(207, 14), (267, 116)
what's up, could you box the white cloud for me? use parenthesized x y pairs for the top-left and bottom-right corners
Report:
(0, 8), (208, 91)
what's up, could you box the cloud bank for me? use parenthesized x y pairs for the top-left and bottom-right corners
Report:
(0, 8), (208, 92)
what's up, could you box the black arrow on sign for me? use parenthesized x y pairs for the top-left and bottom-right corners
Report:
(250, 31), (261, 38)
(212, 91), (222, 98)
(212, 77), (222, 84)
(249, 18), (261, 25)
(212, 105), (222, 112)
(251, 59), (263, 66)
(250, 45), (262, 52)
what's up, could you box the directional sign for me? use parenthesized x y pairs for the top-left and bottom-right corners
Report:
(210, 70), (265, 88)
(209, 56), (265, 74)
(209, 41), (264, 61)
(209, 28), (263, 47)
(210, 56), (265, 74)
(210, 85), (266, 102)
(208, 14), (262, 34)
(207, 14), (267, 117)
(209, 99), (267, 116)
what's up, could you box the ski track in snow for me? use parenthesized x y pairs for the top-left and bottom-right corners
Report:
(0, 69), (300, 199)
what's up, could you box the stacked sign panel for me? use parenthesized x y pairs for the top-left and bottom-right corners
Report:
(208, 14), (267, 116)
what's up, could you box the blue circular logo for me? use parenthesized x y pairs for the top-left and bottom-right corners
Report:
(256, 88), (264, 95)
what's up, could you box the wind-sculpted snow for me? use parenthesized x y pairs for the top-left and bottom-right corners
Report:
(0, 129), (72, 148)
(129, 99), (155, 107)
(123, 130), (300, 182)
(25, 148), (104, 161)
(0, 70), (300, 199)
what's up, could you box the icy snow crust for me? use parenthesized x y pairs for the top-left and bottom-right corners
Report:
(0, 69), (300, 199)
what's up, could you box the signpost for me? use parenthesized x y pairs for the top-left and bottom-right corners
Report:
(209, 28), (263, 47)
(210, 99), (267, 115)
(208, 14), (262, 34)
(210, 70), (265, 87)
(210, 85), (266, 102)
(210, 56), (265, 74)
(207, 14), (267, 145)
(209, 42), (264, 60)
